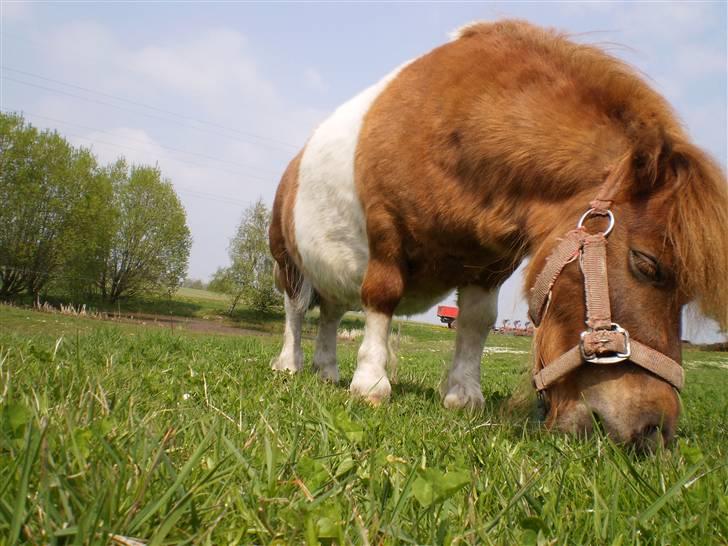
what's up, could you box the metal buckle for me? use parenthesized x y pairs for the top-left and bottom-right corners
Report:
(580, 323), (631, 364)
(577, 208), (615, 237)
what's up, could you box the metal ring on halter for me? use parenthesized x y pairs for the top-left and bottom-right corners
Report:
(577, 208), (615, 236)
(579, 323), (631, 364)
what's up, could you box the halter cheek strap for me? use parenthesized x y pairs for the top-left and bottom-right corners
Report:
(528, 187), (685, 392)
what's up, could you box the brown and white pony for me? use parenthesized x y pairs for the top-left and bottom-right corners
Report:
(269, 20), (728, 448)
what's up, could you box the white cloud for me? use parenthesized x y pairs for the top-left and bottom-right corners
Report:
(14, 19), (326, 280)
(70, 127), (162, 165)
(44, 20), (118, 70)
(128, 29), (279, 112)
(43, 23), (281, 119)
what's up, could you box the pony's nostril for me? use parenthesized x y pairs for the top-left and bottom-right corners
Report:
(642, 424), (660, 440)
(632, 422), (670, 453)
(590, 411), (606, 436)
(580, 411), (616, 439)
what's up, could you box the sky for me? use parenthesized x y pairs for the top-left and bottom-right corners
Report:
(1, 1), (726, 340)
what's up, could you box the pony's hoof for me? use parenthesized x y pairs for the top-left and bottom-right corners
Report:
(271, 353), (303, 374)
(314, 362), (340, 383)
(442, 384), (485, 411)
(350, 372), (391, 405)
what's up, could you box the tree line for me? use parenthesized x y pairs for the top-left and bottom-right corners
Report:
(208, 199), (281, 314)
(0, 112), (192, 304)
(181, 198), (283, 315)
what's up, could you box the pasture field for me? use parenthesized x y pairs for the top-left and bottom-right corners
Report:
(1, 303), (727, 545)
(14, 288), (288, 336)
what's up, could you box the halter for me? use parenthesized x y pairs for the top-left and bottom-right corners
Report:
(528, 167), (684, 394)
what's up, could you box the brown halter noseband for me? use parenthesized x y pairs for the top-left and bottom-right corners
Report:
(528, 168), (685, 394)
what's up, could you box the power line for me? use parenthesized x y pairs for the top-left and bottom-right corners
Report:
(25, 121), (266, 184)
(175, 187), (249, 208)
(0, 38), (303, 155)
(1, 111), (260, 208)
(6, 108), (281, 178)
(1, 74), (301, 155)
(1, 64), (301, 152)
(1, 65), (300, 151)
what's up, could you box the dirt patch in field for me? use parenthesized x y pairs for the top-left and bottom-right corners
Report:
(108, 312), (269, 337)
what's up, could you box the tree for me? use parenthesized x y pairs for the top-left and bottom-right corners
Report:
(182, 278), (206, 290)
(98, 162), (192, 302)
(56, 154), (116, 299)
(207, 266), (241, 314)
(214, 199), (281, 314)
(0, 113), (102, 302)
(0, 113), (192, 305)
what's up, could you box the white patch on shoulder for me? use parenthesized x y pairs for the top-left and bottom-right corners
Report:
(294, 61), (411, 306)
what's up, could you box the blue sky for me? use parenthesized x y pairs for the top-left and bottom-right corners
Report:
(2, 1), (726, 338)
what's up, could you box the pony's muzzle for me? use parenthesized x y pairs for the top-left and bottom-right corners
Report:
(551, 364), (680, 451)
(596, 408), (675, 452)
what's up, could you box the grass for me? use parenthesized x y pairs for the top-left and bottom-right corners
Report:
(175, 288), (229, 303)
(1, 302), (727, 545)
(9, 291), (218, 320)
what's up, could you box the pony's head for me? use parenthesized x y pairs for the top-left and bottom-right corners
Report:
(526, 140), (728, 451)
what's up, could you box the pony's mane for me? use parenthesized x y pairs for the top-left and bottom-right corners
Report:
(665, 143), (728, 331)
(455, 20), (728, 331)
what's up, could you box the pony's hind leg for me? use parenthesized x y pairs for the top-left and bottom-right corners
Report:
(313, 298), (346, 383)
(271, 291), (306, 373)
(271, 259), (313, 374)
(441, 285), (499, 410)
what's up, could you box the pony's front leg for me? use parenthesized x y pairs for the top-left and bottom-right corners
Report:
(441, 285), (499, 410)
(350, 258), (403, 405)
(350, 309), (393, 404)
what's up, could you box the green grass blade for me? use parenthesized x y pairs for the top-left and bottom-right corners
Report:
(637, 463), (702, 524)
(483, 469), (542, 533)
(9, 421), (44, 546)
(127, 427), (214, 534)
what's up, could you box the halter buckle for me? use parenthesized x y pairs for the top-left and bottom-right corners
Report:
(580, 323), (631, 364)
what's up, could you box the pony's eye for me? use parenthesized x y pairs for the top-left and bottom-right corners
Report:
(629, 250), (666, 285)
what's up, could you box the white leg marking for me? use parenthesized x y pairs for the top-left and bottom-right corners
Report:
(442, 285), (499, 410)
(313, 300), (346, 383)
(271, 294), (304, 373)
(350, 310), (392, 404)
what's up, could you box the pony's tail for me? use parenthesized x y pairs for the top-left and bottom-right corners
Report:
(274, 260), (314, 314)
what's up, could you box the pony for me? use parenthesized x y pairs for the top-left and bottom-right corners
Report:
(268, 20), (728, 449)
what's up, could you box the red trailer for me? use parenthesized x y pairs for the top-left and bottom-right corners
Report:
(436, 305), (459, 328)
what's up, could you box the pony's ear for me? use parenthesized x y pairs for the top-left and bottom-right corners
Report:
(628, 124), (673, 197)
